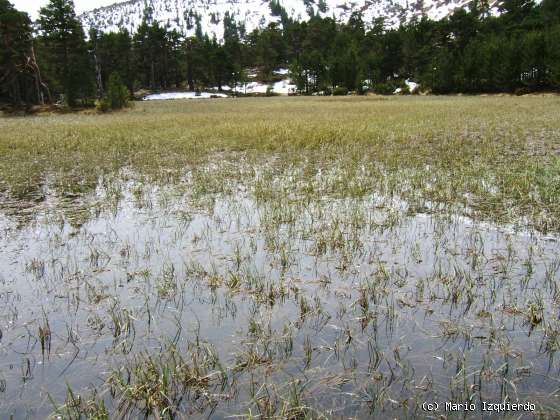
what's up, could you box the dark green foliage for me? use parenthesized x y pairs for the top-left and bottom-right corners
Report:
(0, 0), (48, 105)
(37, 0), (94, 106)
(332, 86), (348, 95)
(2, 0), (560, 108)
(133, 20), (178, 90)
(250, 23), (286, 79)
(91, 29), (133, 95)
(546, 25), (560, 88)
(373, 82), (398, 95)
(97, 72), (129, 112)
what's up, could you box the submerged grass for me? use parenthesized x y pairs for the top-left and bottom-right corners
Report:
(1, 96), (560, 419)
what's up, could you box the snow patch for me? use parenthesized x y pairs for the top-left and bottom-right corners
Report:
(394, 79), (420, 94)
(273, 80), (297, 94)
(213, 86), (232, 91)
(143, 92), (228, 100)
(235, 79), (296, 94)
(406, 80), (419, 92)
(243, 81), (269, 94)
(273, 68), (290, 75)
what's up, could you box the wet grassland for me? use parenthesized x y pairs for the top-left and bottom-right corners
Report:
(0, 95), (560, 418)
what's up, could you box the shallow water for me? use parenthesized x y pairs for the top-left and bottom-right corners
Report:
(0, 176), (559, 418)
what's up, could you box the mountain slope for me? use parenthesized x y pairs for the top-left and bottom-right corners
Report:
(80, 0), (491, 39)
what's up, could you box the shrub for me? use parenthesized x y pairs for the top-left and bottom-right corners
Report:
(97, 73), (129, 112)
(95, 98), (110, 113)
(332, 86), (348, 96)
(515, 87), (532, 96)
(373, 82), (397, 95)
(398, 82), (410, 95)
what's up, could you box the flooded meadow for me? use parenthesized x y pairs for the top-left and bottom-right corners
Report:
(1, 96), (559, 418)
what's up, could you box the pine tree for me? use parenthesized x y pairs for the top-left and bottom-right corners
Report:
(97, 71), (129, 111)
(95, 29), (133, 94)
(37, 0), (94, 106)
(0, 0), (48, 105)
(223, 12), (242, 88)
(133, 19), (173, 89)
(545, 24), (560, 88)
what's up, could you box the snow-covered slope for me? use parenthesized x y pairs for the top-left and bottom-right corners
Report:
(80, 0), (490, 40)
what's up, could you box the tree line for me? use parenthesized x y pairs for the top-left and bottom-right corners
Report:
(1, 0), (559, 107)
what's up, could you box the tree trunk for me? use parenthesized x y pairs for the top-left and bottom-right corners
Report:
(29, 42), (47, 105)
(93, 49), (104, 98)
(186, 44), (194, 91)
(150, 60), (156, 89)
